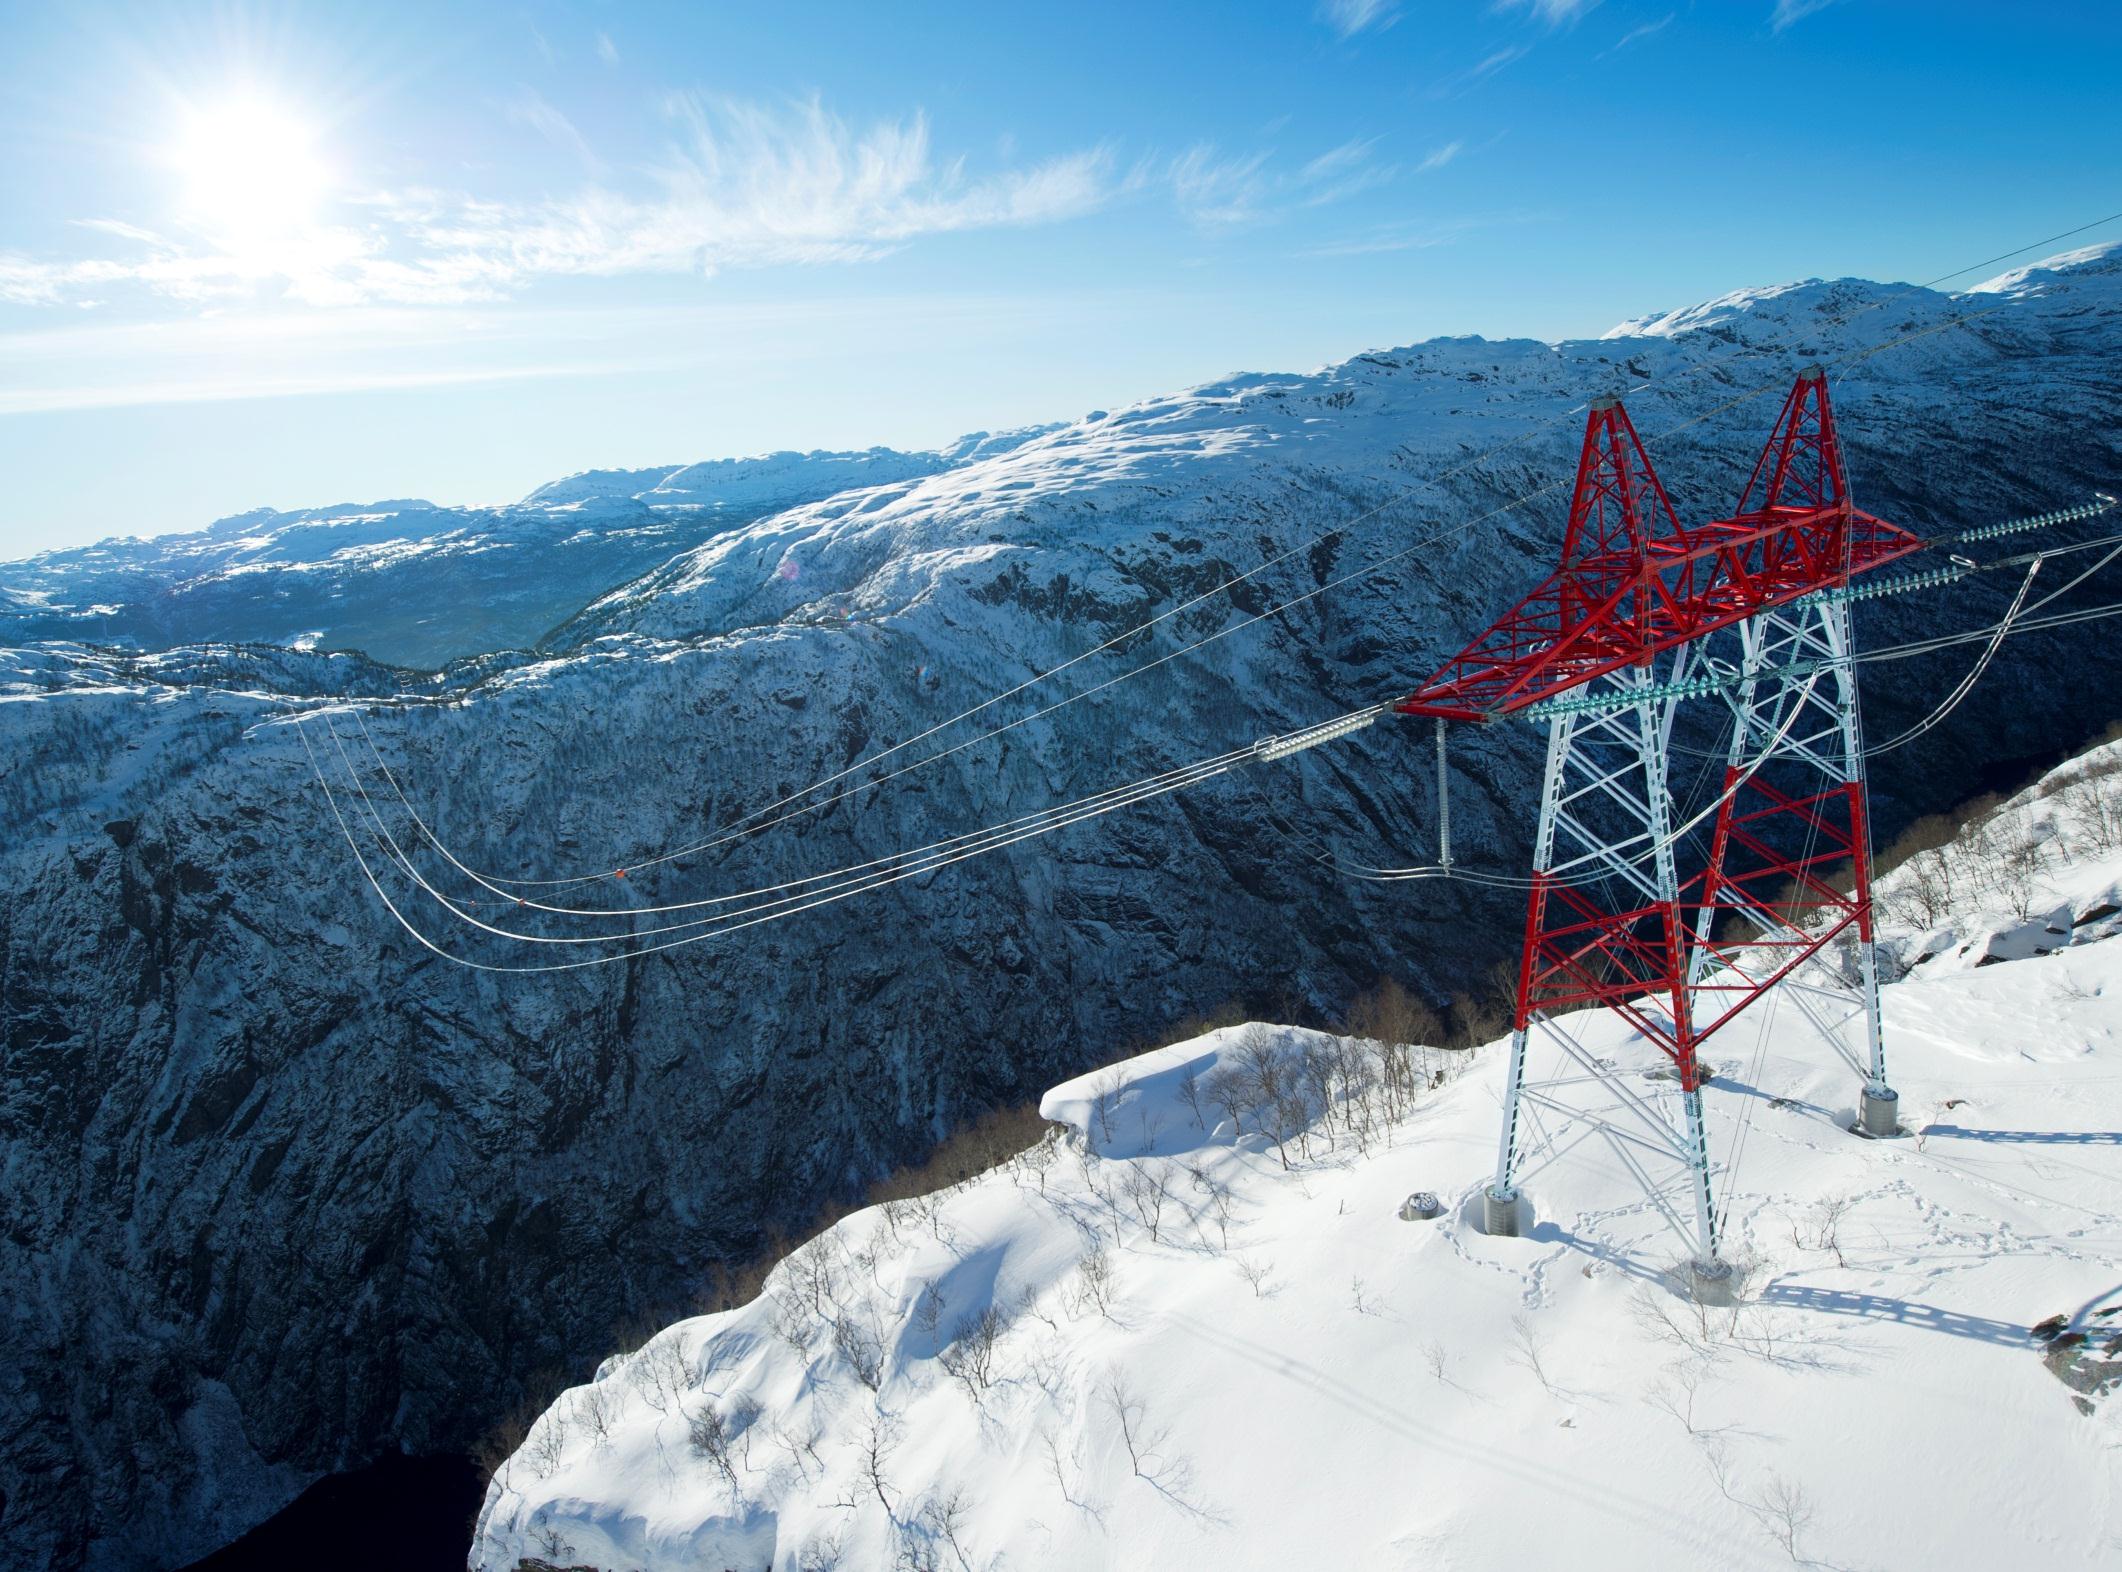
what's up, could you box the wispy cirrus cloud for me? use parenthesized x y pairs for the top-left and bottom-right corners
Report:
(1171, 136), (1401, 226)
(1318, 0), (1400, 38)
(1300, 208), (1538, 259)
(1493, 0), (1601, 23)
(1771, 0), (1839, 29)
(1602, 12), (1675, 54)
(1416, 140), (1464, 173)
(1432, 43), (1532, 98)
(0, 96), (1117, 310)
(507, 89), (601, 173)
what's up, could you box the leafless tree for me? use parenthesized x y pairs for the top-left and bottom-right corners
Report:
(770, 1283), (815, 1353)
(1233, 1253), (1275, 1299)
(687, 1399), (741, 1492)
(639, 1336), (695, 1416)
(1791, 1193), (1853, 1268)
(1040, 1427), (1106, 1527)
(834, 1309), (887, 1391)
(1122, 1163), (1172, 1241)
(1189, 1164), (1233, 1250)
(938, 1305), (1008, 1400)
(1102, 1373), (1155, 1478)
(1887, 846), (1954, 928)
(1646, 1363), (1732, 1438)
(1509, 1313), (1560, 1396)
(523, 1403), (570, 1480)
(529, 1524), (576, 1564)
(1203, 1064), (1250, 1138)
(914, 1488), (976, 1572)
(1177, 1069), (1209, 1130)
(913, 1282), (945, 1342)
(1755, 1474), (1815, 1561)
(1089, 1070), (1123, 1149)
(1071, 1244), (1117, 1319)
(577, 1380), (618, 1447)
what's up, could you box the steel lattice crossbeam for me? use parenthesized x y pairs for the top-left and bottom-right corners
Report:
(1394, 375), (1923, 722)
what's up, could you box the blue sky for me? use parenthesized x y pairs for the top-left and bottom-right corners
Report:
(1, 0), (2116, 554)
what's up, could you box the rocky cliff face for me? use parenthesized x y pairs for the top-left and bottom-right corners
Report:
(2, 248), (2119, 1570)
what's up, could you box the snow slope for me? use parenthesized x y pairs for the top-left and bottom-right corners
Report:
(472, 743), (2122, 1572)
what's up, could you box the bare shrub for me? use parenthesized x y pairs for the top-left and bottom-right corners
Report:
(1203, 1063), (1250, 1138)
(523, 1401), (570, 1480)
(1346, 977), (1444, 1084)
(1509, 1313), (1559, 1396)
(1991, 810), (2050, 917)
(833, 1310), (887, 1391)
(938, 1305), (1009, 1400)
(1070, 1244), (1116, 1319)
(1790, 1193), (1853, 1268)
(1189, 1163), (1233, 1249)
(577, 1380), (619, 1447)
(1121, 1163), (1172, 1241)
(2062, 769), (2122, 853)
(1176, 1069), (1209, 1130)
(687, 1400), (741, 1491)
(1885, 847), (1954, 928)
(864, 1102), (1053, 1209)
(626, 1335), (688, 1416)
(769, 1283), (815, 1352)
(912, 1282), (944, 1341)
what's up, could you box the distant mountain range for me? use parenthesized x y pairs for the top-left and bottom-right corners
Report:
(0, 428), (1058, 668)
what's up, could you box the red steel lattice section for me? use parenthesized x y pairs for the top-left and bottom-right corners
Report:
(1394, 371), (1922, 723)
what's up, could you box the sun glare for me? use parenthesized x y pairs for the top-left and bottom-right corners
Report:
(170, 95), (329, 241)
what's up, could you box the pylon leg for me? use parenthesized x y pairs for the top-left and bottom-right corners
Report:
(1680, 1083), (1722, 1274)
(1484, 666), (1730, 1267)
(1822, 600), (1899, 1134)
(1486, 1024), (1531, 1235)
(1487, 713), (1572, 1236)
(1685, 599), (1895, 1134)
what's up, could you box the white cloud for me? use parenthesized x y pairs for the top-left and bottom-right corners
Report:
(595, 31), (620, 65)
(1416, 140), (1463, 173)
(1172, 136), (1398, 226)
(1169, 146), (1274, 226)
(1494, 0), (1601, 23)
(1319, 1), (1400, 38)
(1434, 43), (1531, 97)
(0, 97), (1117, 310)
(1604, 12), (1675, 53)
(1772, 0), (1839, 29)
(508, 90), (600, 172)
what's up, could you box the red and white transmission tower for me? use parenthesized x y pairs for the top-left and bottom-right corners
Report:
(1396, 369), (1921, 1284)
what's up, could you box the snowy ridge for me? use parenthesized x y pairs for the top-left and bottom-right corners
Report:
(472, 740), (2122, 1572)
(0, 433), (1057, 668)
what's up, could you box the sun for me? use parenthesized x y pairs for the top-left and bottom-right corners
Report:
(170, 94), (329, 242)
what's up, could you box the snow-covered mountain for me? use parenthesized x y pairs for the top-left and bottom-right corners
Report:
(3, 246), (2121, 1571)
(471, 733), (2122, 1572)
(0, 432), (1056, 669)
